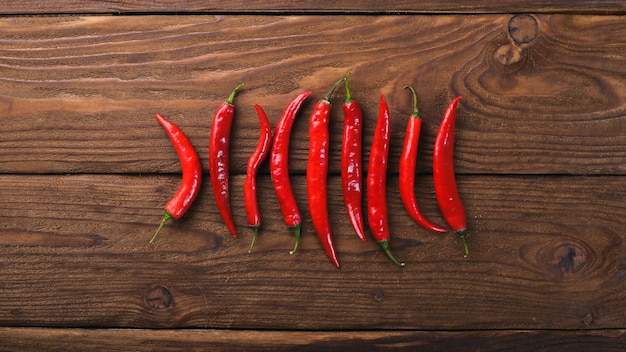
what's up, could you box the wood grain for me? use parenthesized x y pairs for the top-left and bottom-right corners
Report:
(0, 174), (624, 330)
(2, 327), (626, 352)
(0, 1), (625, 15)
(0, 15), (624, 175)
(0, 9), (625, 350)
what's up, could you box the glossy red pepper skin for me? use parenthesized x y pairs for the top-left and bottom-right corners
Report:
(433, 96), (468, 256)
(341, 73), (366, 242)
(209, 84), (244, 238)
(399, 86), (447, 234)
(270, 91), (312, 254)
(367, 94), (405, 267)
(151, 113), (202, 243)
(307, 78), (344, 268)
(244, 104), (273, 253)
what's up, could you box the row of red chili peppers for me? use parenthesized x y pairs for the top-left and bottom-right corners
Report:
(151, 72), (468, 268)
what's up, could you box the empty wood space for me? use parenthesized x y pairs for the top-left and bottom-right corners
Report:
(0, 1), (625, 351)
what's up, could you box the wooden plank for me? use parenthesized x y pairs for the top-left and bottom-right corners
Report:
(0, 174), (624, 330)
(0, 15), (624, 175)
(0, 1), (624, 15)
(2, 327), (626, 352)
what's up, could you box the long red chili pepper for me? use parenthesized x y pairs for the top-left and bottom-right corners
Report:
(367, 94), (405, 267)
(433, 96), (469, 256)
(209, 84), (244, 238)
(270, 90), (312, 254)
(244, 103), (272, 253)
(151, 113), (202, 244)
(341, 72), (366, 242)
(399, 86), (448, 234)
(307, 78), (345, 268)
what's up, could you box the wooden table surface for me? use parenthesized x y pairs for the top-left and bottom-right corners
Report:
(0, 1), (625, 351)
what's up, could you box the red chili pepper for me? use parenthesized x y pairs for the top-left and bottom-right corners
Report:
(367, 94), (405, 267)
(209, 84), (244, 238)
(399, 86), (448, 234)
(151, 113), (202, 244)
(244, 103), (272, 253)
(270, 90), (312, 254)
(433, 96), (468, 256)
(341, 72), (366, 242)
(306, 78), (345, 268)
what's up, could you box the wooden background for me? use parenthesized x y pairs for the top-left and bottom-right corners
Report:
(0, 1), (625, 351)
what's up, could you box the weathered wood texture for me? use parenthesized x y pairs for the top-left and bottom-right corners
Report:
(0, 15), (624, 175)
(2, 327), (626, 352)
(0, 0), (625, 15)
(0, 11), (625, 351)
(0, 174), (624, 330)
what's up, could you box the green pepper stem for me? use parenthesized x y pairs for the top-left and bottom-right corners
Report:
(226, 83), (244, 105)
(324, 76), (346, 103)
(456, 229), (469, 257)
(289, 224), (301, 255)
(378, 240), (406, 267)
(150, 212), (174, 244)
(248, 226), (259, 253)
(403, 85), (421, 118)
(344, 71), (353, 103)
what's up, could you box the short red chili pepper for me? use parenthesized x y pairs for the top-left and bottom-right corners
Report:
(244, 103), (272, 253)
(270, 90), (312, 254)
(307, 78), (345, 268)
(433, 96), (469, 256)
(341, 72), (366, 242)
(151, 113), (202, 244)
(209, 83), (244, 238)
(367, 94), (405, 267)
(399, 86), (448, 234)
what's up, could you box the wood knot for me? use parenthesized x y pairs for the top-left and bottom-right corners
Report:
(582, 313), (594, 326)
(145, 285), (173, 309)
(372, 289), (384, 302)
(537, 241), (590, 280)
(552, 244), (586, 274)
(495, 44), (523, 66)
(508, 15), (539, 46)
(494, 15), (539, 66)
(520, 238), (594, 281)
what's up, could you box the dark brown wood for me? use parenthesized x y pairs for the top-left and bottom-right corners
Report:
(0, 174), (624, 330)
(2, 327), (626, 352)
(0, 7), (625, 350)
(0, 15), (624, 175)
(0, 1), (624, 15)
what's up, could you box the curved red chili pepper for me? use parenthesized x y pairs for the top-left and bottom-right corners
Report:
(244, 103), (272, 253)
(151, 113), (202, 243)
(209, 84), (244, 238)
(399, 86), (448, 234)
(433, 96), (468, 256)
(307, 78), (345, 268)
(367, 94), (405, 267)
(341, 72), (366, 242)
(270, 90), (312, 254)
